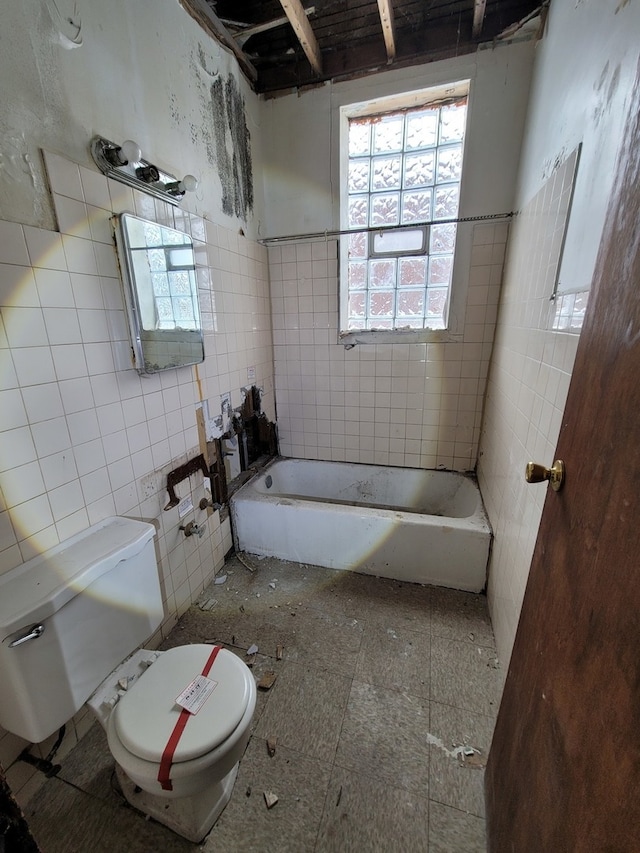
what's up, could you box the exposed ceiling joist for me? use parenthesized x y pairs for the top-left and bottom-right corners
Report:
(472, 0), (487, 38)
(376, 0), (397, 62)
(182, 0), (544, 95)
(277, 0), (323, 76)
(230, 7), (316, 48)
(179, 0), (258, 83)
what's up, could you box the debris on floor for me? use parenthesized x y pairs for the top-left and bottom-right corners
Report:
(236, 551), (256, 573)
(263, 791), (278, 809)
(199, 598), (218, 611)
(268, 579), (277, 589)
(257, 671), (277, 690)
(247, 643), (259, 656)
(267, 737), (277, 757)
(214, 574), (227, 585)
(462, 748), (486, 769)
(276, 644), (284, 660)
(426, 732), (485, 767)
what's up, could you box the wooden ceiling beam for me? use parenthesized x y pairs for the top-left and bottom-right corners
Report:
(376, 0), (397, 62)
(179, 0), (258, 83)
(231, 6), (316, 48)
(258, 19), (475, 95)
(277, 0), (323, 76)
(472, 0), (487, 39)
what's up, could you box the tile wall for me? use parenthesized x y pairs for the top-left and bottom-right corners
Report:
(0, 152), (274, 802)
(269, 222), (508, 472)
(478, 163), (584, 664)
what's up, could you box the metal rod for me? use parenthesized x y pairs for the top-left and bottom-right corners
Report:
(258, 211), (514, 245)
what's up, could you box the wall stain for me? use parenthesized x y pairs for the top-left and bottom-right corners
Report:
(172, 44), (254, 222)
(210, 75), (254, 221)
(592, 61), (621, 127)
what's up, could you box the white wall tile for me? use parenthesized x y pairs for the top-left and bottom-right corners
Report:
(43, 151), (84, 200)
(73, 438), (106, 477)
(31, 416), (72, 457)
(23, 226), (68, 271)
(43, 307), (82, 345)
(39, 450), (78, 490)
(1, 388), (28, 430)
(34, 268), (74, 307)
(66, 409), (101, 445)
(11, 347), (56, 386)
(1, 461), (45, 507)
(70, 273), (105, 309)
(79, 167), (111, 210)
(78, 309), (110, 342)
(10, 494), (54, 539)
(62, 235), (98, 275)
(0, 222), (30, 266)
(59, 377), (95, 414)
(55, 197), (92, 240)
(21, 383), (64, 423)
(0, 264), (40, 307)
(2, 307), (48, 348)
(51, 343), (88, 379)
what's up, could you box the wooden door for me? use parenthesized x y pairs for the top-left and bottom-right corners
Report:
(484, 68), (640, 851)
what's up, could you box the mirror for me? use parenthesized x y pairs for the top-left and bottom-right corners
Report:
(114, 213), (204, 374)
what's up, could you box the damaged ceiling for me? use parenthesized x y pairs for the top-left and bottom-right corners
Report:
(181, 0), (546, 96)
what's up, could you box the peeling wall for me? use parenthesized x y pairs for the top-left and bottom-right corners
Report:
(514, 0), (639, 295)
(0, 0), (263, 235)
(0, 0), (272, 800)
(479, 0), (640, 667)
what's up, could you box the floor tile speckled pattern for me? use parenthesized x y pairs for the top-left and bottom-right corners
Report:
(24, 555), (500, 852)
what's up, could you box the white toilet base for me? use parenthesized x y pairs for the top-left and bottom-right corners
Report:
(115, 760), (239, 842)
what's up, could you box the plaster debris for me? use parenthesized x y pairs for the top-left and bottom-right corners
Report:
(118, 678), (129, 691)
(199, 598), (218, 611)
(258, 671), (277, 690)
(268, 581), (277, 589)
(247, 644), (259, 656)
(214, 574), (227, 585)
(267, 737), (277, 757)
(264, 791), (278, 809)
(427, 733), (483, 766)
(276, 645), (284, 660)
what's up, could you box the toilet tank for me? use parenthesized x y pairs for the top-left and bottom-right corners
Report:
(0, 517), (164, 743)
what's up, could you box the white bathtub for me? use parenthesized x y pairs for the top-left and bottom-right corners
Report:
(230, 458), (492, 592)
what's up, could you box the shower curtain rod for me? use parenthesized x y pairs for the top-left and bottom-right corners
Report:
(258, 211), (514, 245)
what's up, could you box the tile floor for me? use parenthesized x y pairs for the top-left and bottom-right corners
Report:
(23, 554), (503, 852)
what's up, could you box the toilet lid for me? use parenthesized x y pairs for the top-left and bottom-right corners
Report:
(112, 645), (251, 763)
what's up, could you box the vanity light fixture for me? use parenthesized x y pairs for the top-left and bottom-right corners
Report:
(90, 135), (198, 206)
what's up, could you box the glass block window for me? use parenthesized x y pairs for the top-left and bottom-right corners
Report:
(343, 95), (467, 333)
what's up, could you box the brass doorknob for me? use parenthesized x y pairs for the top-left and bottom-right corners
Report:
(525, 460), (565, 491)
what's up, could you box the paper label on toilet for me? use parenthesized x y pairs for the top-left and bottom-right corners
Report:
(176, 675), (218, 715)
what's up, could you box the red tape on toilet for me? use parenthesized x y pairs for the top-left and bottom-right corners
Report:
(158, 645), (222, 791)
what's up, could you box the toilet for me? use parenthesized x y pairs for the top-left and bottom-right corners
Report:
(0, 517), (256, 842)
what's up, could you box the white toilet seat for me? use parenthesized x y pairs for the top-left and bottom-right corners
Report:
(106, 644), (257, 799)
(112, 644), (251, 763)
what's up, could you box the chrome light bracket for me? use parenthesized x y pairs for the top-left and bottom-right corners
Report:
(90, 135), (188, 206)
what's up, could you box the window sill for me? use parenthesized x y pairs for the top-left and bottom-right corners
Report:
(338, 328), (463, 346)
